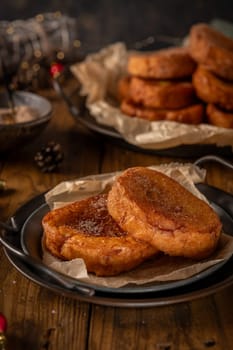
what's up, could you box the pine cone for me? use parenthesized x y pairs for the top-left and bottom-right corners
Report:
(34, 141), (64, 172)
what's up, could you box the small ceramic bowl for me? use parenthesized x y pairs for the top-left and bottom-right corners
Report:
(0, 90), (52, 153)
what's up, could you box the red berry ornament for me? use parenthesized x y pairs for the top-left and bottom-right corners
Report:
(50, 62), (64, 79)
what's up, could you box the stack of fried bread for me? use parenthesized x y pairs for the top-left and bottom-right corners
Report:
(118, 47), (204, 124)
(118, 23), (233, 128)
(189, 23), (233, 128)
(42, 167), (222, 277)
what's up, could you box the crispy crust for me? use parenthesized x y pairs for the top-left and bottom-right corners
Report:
(117, 75), (131, 101)
(129, 77), (195, 109)
(164, 104), (204, 124)
(42, 194), (158, 276)
(120, 99), (165, 121)
(128, 47), (196, 79)
(206, 103), (233, 128)
(189, 23), (233, 80)
(107, 167), (222, 259)
(192, 66), (233, 111)
(120, 99), (204, 124)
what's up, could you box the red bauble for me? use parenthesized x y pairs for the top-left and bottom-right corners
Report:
(0, 313), (7, 333)
(50, 62), (64, 78)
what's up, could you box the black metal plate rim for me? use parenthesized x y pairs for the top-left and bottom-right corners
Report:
(20, 202), (229, 295)
(4, 247), (233, 308)
(2, 186), (233, 307)
(72, 107), (233, 158)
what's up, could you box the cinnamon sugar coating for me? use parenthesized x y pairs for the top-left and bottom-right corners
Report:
(42, 194), (158, 276)
(107, 167), (222, 259)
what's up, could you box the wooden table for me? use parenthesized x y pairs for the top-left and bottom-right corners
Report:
(0, 89), (233, 350)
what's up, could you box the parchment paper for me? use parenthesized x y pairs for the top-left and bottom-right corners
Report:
(43, 164), (233, 288)
(70, 42), (233, 150)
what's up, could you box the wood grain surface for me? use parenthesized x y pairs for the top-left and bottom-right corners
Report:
(0, 88), (233, 350)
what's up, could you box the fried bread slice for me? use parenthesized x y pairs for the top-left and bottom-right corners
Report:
(129, 77), (195, 109)
(192, 66), (233, 111)
(127, 47), (196, 79)
(189, 23), (233, 80)
(42, 194), (158, 276)
(121, 99), (204, 124)
(117, 75), (131, 101)
(206, 103), (233, 128)
(107, 167), (222, 259)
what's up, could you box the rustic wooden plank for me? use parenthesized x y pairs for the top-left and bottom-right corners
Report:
(213, 286), (233, 347)
(88, 292), (233, 350)
(0, 250), (91, 350)
(0, 93), (102, 350)
(204, 163), (233, 194)
(100, 141), (184, 173)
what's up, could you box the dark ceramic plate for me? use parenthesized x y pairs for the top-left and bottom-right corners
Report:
(3, 184), (233, 307)
(19, 200), (230, 295)
(71, 107), (233, 158)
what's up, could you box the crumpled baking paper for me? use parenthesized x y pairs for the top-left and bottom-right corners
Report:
(42, 163), (233, 288)
(70, 42), (233, 150)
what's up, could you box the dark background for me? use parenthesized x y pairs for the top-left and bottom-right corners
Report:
(0, 0), (232, 54)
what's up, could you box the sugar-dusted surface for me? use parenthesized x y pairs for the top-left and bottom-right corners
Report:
(42, 194), (158, 276)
